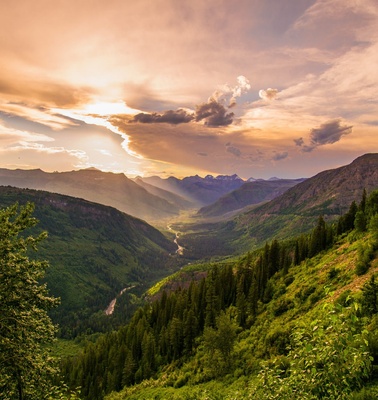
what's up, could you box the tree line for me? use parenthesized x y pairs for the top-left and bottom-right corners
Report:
(60, 190), (378, 399)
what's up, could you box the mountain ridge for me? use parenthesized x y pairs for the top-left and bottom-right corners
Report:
(0, 168), (181, 222)
(197, 178), (306, 218)
(179, 153), (378, 259)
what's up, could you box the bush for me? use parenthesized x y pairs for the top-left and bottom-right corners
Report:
(349, 387), (378, 400)
(272, 298), (293, 317)
(356, 243), (375, 276)
(251, 303), (372, 399)
(265, 327), (291, 356)
(328, 267), (340, 280)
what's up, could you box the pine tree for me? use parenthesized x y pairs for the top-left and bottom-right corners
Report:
(361, 275), (378, 316)
(309, 215), (326, 257)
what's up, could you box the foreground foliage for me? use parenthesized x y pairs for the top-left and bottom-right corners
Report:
(0, 203), (79, 399)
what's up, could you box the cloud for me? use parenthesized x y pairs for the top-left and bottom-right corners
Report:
(272, 151), (288, 161)
(131, 95), (236, 128)
(310, 119), (352, 145)
(195, 99), (234, 126)
(212, 75), (251, 107)
(0, 77), (93, 109)
(259, 88), (279, 100)
(197, 152), (208, 157)
(127, 75), (250, 127)
(297, 119), (353, 152)
(131, 109), (194, 124)
(226, 143), (241, 157)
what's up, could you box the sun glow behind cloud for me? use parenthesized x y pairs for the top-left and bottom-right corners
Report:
(0, 0), (377, 179)
(53, 101), (143, 161)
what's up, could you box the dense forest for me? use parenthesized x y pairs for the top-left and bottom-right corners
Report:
(56, 189), (378, 399)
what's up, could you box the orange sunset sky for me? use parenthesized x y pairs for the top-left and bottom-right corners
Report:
(0, 0), (377, 179)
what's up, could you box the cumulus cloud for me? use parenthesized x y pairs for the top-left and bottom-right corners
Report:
(127, 76), (250, 127)
(131, 109), (194, 124)
(195, 99), (234, 126)
(272, 151), (288, 161)
(259, 88), (279, 101)
(297, 119), (353, 152)
(195, 75), (250, 125)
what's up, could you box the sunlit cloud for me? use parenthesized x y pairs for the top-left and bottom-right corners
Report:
(52, 101), (142, 159)
(0, 0), (377, 179)
(259, 88), (279, 101)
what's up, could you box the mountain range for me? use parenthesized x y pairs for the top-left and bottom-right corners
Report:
(0, 168), (182, 222)
(178, 153), (378, 259)
(0, 167), (304, 222)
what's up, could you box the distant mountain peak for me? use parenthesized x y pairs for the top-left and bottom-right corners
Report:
(214, 174), (243, 181)
(247, 177), (265, 182)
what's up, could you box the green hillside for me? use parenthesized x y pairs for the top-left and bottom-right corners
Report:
(0, 186), (181, 337)
(60, 189), (378, 399)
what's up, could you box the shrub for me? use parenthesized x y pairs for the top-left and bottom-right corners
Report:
(251, 302), (372, 399)
(272, 298), (293, 317)
(328, 267), (339, 280)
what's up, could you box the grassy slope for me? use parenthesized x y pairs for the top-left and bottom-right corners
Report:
(105, 231), (378, 399)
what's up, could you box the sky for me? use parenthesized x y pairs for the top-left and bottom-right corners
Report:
(0, 0), (377, 179)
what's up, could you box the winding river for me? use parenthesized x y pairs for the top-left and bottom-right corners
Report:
(105, 225), (184, 315)
(167, 224), (184, 255)
(105, 285), (136, 315)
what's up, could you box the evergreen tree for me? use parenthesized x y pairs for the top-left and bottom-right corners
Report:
(359, 188), (367, 212)
(361, 275), (378, 316)
(247, 274), (259, 320)
(0, 203), (59, 399)
(354, 210), (367, 232)
(268, 239), (280, 277)
(309, 215), (326, 257)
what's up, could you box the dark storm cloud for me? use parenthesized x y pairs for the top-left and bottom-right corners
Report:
(131, 109), (194, 124)
(310, 119), (353, 146)
(195, 99), (234, 126)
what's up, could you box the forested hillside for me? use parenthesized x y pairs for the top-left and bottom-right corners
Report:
(0, 186), (181, 337)
(60, 189), (378, 399)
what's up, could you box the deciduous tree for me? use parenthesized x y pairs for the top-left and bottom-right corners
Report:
(0, 203), (59, 399)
